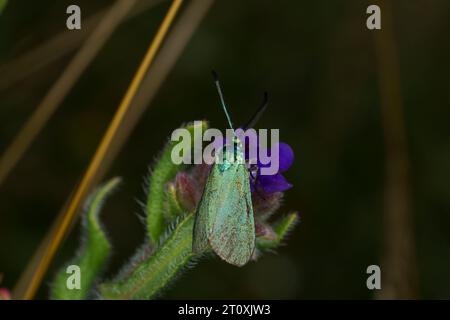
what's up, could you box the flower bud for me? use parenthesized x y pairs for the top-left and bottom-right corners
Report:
(255, 221), (277, 241)
(0, 288), (11, 300)
(175, 172), (199, 211)
(252, 191), (283, 220)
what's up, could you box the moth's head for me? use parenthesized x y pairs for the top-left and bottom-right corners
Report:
(215, 137), (245, 169)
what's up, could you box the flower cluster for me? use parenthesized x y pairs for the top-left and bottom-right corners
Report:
(169, 132), (294, 221)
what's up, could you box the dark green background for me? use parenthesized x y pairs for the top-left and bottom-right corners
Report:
(1, 0), (449, 299)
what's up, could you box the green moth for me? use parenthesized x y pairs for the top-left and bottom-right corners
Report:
(193, 72), (268, 267)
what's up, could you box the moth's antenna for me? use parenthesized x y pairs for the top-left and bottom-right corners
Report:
(243, 91), (269, 130)
(212, 71), (234, 130)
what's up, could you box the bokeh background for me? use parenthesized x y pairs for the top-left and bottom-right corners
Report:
(1, 0), (450, 299)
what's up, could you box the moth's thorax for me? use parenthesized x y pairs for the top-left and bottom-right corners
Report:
(216, 138), (245, 172)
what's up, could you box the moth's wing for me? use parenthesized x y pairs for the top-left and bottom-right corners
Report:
(192, 165), (217, 253)
(208, 163), (255, 267)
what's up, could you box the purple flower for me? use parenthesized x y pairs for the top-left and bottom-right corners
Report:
(213, 129), (294, 194)
(254, 142), (294, 193)
(245, 137), (294, 194)
(173, 130), (294, 216)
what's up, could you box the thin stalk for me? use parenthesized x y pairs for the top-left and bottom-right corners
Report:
(99, 0), (216, 180)
(373, 0), (418, 299)
(13, 0), (213, 299)
(16, 0), (184, 300)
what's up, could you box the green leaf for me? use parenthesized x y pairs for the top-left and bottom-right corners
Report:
(99, 213), (195, 299)
(50, 178), (120, 300)
(146, 121), (208, 245)
(0, 0), (7, 14)
(256, 212), (299, 251)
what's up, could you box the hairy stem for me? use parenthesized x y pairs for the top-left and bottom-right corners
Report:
(99, 214), (195, 299)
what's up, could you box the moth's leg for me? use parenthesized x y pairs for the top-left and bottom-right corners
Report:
(250, 167), (266, 201)
(249, 164), (258, 187)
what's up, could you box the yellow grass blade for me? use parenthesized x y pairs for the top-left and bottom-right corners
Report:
(16, 0), (184, 300)
(99, 0), (216, 175)
(13, 0), (213, 300)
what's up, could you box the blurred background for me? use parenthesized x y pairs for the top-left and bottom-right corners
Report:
(1, 0), (450, 299)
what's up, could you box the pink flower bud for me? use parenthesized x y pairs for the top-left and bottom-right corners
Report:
(175, 172), (199, 211)
(255, 222), (277, 241)
(0, 288), (11, 300)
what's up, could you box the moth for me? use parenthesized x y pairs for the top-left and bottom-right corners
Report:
(193, 71), (268, 266)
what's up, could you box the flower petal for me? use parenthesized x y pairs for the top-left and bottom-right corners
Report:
(276, 142), (294, 172)
(258, 173), (293, 193)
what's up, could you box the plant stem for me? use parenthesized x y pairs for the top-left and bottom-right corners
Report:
(373, 0), (418, 299)
(15, 0), (184, 300)
(99, 214), (195, 300)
